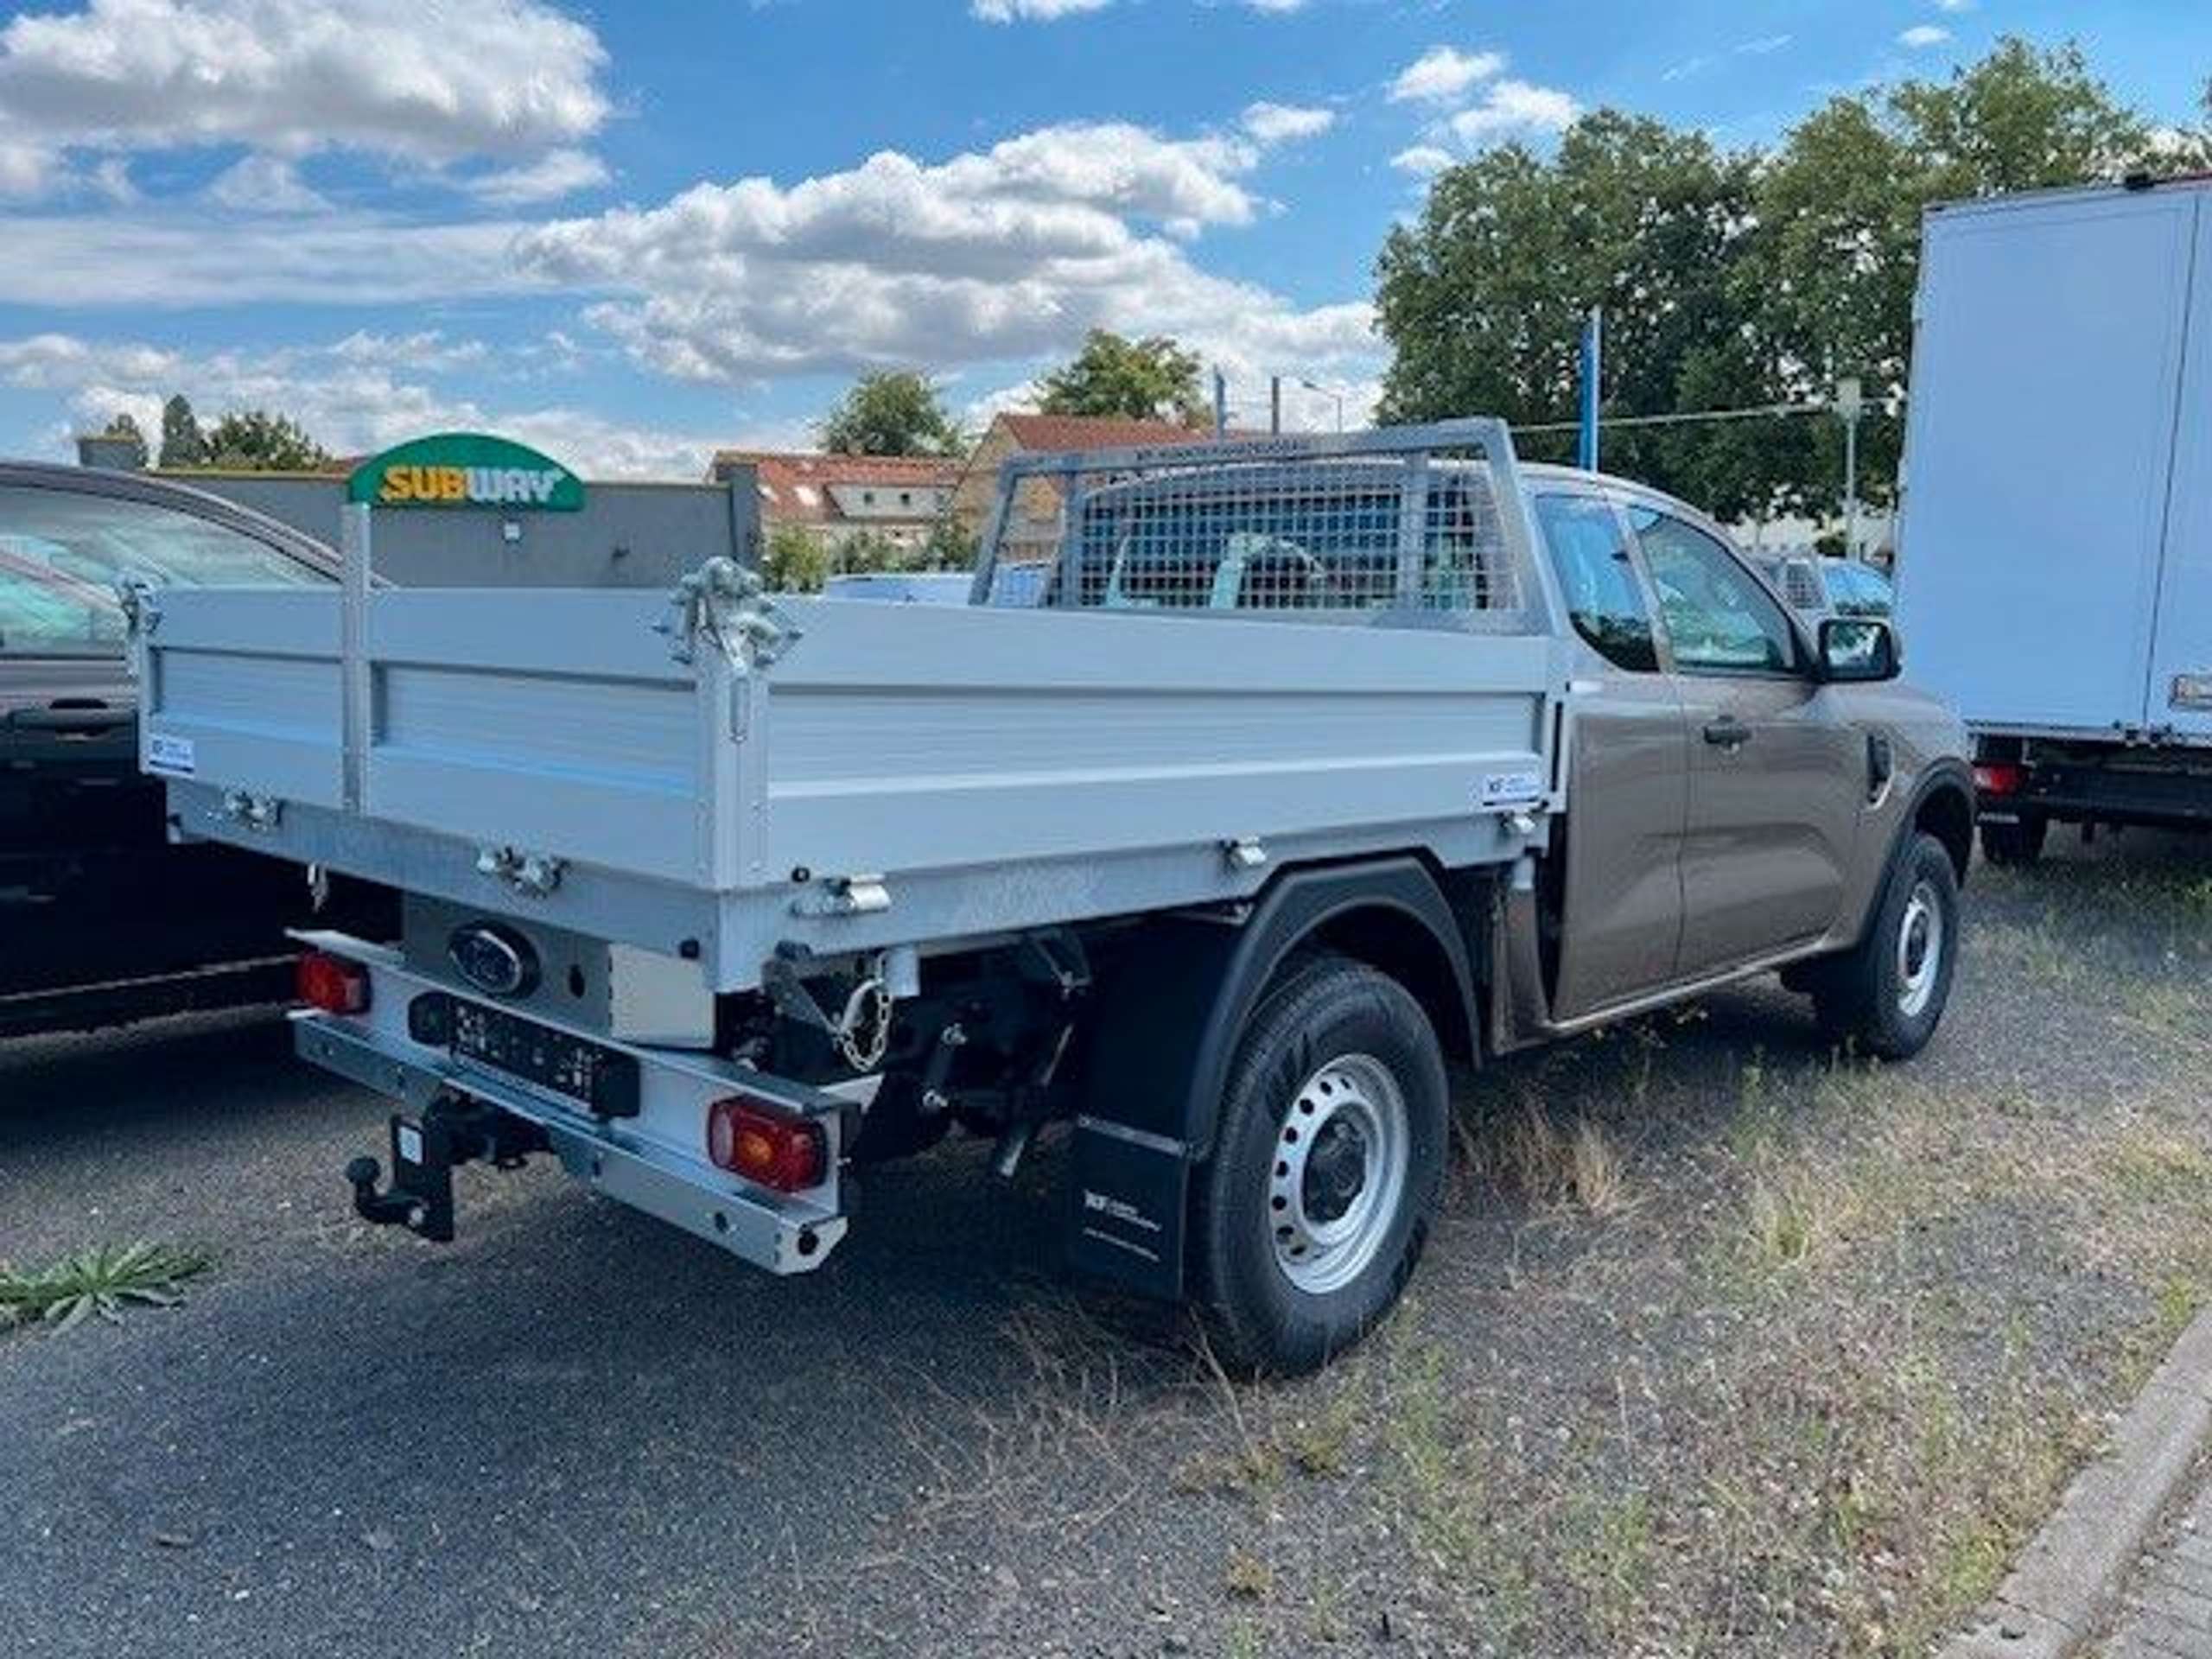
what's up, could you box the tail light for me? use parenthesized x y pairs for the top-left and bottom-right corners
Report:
(1973, 762), (2024, 796)
(707, 1095), (827, 1192)
(296, 950), (371, 1014)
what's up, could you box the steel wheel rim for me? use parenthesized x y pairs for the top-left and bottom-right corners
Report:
(1896, 880), (1943, 1018)
(1268, 1053), (1410, 1295)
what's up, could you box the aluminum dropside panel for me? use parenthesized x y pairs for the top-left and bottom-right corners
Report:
(2148, 194), (2212, 739)
(1897, 188), (2197, 736)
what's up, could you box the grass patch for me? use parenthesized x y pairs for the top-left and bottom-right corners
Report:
(1499, 1105), (1633, 1217)
(0, 1242), (210, 1333)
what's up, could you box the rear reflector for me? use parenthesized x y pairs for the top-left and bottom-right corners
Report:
(706, 1095), (826, 1193)
(296, 950), (371, 1015)
(1973, 763), (2024, 796)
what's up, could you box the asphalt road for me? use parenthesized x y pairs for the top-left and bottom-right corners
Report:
(5, 829), (2210, 1658)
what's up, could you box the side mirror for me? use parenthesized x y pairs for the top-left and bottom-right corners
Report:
(1817, 617), (1900, 683)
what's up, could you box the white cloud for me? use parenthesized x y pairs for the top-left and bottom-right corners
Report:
(1390, 144), (1457, 176)
(464, 147), (611, 206)
(3, 327), (723, 480)
(1447, 79), (1579, 146)
(1736, 34), (1793, 55)
(0, 0), (610, 189)
(1933, 1), (1974, 11)
(970, 0), (1114, 18)
(508, 122), (1375, 390)
(1389, 46), (1506, 105)
(1240, 101), (1335, 144)
(204, 154), (329, 214)
(1898, 25), (1950, 48)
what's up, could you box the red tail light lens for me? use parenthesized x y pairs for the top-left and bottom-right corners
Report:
(296, 950), (371, 1014)
(1973, 762), (2024, 797)
(706, 1095), (827, 1192)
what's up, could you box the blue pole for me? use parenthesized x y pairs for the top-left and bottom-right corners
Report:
(1577, 306), (1602, 471)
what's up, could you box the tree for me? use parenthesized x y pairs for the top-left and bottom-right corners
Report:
(762, 524), (830, 593)
(820, 372), (964, 456)
(1037, 331), (1208, 425)
(97, 412), (149, 470)
(200, 409), (330, 472)
(1375, 111), (1783, 518)
(157, 394), (205, 467)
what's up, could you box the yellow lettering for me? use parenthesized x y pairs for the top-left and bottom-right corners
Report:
(440, 467), (467, 502)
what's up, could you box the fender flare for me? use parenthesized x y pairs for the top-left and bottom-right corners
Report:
(1847, 758), (1974, 946)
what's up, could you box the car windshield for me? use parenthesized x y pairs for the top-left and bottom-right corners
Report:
(0, 483), (326, 657)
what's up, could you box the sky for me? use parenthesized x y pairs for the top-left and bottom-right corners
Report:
(0, 0), (2202, 475)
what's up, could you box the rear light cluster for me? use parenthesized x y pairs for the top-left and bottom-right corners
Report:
(1973, 762), (2024, 797)
(707, 1095), (827, 1193)
(296, 950), (371, 1014)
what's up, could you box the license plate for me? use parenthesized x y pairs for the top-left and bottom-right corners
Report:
(408, 993), (639, 1117)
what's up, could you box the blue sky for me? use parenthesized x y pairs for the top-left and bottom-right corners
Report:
(0, 0), (2201, 474)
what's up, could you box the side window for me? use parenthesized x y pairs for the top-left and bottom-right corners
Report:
(1532, 493), (1658, 672)
(1628, 506), (1797, 675)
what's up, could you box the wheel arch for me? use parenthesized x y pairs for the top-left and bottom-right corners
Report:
(1910, 760), (1976, 887)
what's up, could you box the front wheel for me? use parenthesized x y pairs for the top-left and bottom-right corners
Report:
(1189, 956), (1447, 1376)
(1810, 832), (1961, 1061)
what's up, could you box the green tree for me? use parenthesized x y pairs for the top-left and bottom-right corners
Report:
(97, 411), (149, 469)
(1375, 111), (1784, 518)
(762, 523), (830, 593)
(1037, 331), (1208, 425)
(820, 372), (964, 456)
(1756, 37), (2167, 512)
(157, 394), (205, 467)
(200, 410), (330, 472)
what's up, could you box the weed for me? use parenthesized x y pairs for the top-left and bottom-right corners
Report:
(1224, 1546), (1273, 1601)
(0, 1242), (209, 1333)
(1502, 1105), (1630, 1215)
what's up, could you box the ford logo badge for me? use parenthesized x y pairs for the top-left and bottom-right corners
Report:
(448, 922), (539, 998)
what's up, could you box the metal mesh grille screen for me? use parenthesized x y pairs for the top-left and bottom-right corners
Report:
(977, 438), (1528, 625)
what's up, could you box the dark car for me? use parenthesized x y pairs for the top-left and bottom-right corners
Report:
(0, 462), (385, 1035)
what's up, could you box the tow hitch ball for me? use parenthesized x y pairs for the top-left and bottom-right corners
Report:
(344, 1095), (546, 1242)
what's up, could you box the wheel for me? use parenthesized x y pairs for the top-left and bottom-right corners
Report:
(1811, 832), (1961, 1061)
(1979, 814), (2047, 868)
(1189, 955), (1447, 1376)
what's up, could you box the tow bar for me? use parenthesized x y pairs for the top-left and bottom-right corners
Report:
(344, 1092), (547, 1242)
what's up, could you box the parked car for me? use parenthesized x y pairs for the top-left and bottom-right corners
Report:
(1754, 552), (1895, 621)
(140, 423), (1971, 1372)
(1897, 175), (2212, 865)
(0, 461), (386, 1036)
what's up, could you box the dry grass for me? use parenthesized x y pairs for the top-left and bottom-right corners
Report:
(1492, 1103), (1634, 1217)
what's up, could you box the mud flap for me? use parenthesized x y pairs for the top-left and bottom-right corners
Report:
(1069, 1116), (1188, 1299)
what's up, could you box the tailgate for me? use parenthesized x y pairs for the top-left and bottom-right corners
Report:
(140, 585), (732, 887)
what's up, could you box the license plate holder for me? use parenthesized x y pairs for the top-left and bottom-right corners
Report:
(408, 993), (641, 1117)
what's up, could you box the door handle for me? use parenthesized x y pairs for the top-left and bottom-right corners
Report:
(1702, 716), (1752, 750)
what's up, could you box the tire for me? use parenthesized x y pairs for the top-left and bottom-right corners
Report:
(1979, 814), (2047, 868)
(1189, 955), (1448, 1376)
(1811, 832), (1961, 1061)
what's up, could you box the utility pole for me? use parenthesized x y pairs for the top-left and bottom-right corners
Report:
(1269, 375), (1281, 436)
(1212, 368), (1228, 439)
(1835, 376), (1864, 562)
(1577, 307), (1603, 471)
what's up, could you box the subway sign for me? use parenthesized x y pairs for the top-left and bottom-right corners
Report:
(347, 433), (584, 511)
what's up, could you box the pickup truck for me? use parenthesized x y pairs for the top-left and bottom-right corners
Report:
(131, 421), (1973, 1373)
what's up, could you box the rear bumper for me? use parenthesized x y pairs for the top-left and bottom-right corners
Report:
(291, 932), (848, 1274)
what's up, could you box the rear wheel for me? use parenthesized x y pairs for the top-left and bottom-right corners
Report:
(1979, 814), (2047, 868)
(1810, 832), (1961, 1061)
(1189, 956), (1446, 1376)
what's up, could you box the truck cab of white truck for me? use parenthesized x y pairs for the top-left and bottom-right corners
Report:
(134, 421), (1973, 1373)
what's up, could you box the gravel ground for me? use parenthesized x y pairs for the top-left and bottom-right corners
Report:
(3, 829), (2210, 1659)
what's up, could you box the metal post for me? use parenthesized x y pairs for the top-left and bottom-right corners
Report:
(338, 501), (372, 812)
(1212, 368), (1228, 439)
(1269, 375), (1281, 436)
(1577, 307), (1602, 472)
(1835, 376), (1864, 563)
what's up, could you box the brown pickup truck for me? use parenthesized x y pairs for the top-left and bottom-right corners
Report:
(140, 423), (1973, 1372)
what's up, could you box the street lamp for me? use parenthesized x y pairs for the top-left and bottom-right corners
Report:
(1298, 378), (1346, 433)
(1834, 376), (1865, 563)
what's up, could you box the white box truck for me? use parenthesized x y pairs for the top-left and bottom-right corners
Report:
(1897, 174), (2212, 862)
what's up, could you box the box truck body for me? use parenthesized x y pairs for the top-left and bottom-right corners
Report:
(1896, 176), (2212, 856)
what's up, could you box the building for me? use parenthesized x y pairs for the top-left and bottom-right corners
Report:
(709, 449), (964, 555)
(950, 412), (1231, 560)
(73, 430), (757, 588)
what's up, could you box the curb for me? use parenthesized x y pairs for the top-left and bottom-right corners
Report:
(1938, 1306), (2212, 1659)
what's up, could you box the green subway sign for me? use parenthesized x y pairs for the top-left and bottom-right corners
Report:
(347, 432), (584, 511)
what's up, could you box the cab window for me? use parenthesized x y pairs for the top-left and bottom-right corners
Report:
(1628, 506), (1796, 675)
(1533, 493), (1657, 672)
